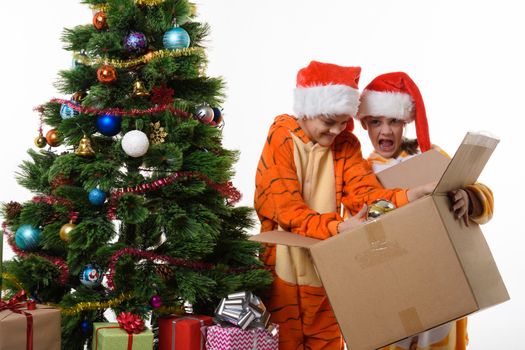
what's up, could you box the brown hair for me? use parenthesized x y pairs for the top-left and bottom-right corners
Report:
(400, 137), (420, 155)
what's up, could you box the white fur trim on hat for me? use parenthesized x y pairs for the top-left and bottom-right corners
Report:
(293, 84), (360, 119)
(357, 90), (414, 121)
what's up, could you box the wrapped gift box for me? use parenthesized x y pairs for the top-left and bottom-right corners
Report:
(206, 324), (278, 350)
(0, 304), (60, 350)
(92, 322), (153, 350)
(158, 314), (213, 350)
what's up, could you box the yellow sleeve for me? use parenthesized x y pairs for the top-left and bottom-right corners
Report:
(464, 182), (494, 225)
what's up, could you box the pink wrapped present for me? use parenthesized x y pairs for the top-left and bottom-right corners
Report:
(205, 324), (278, 350)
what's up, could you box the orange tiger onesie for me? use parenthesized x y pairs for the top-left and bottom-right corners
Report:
(255, 114), (410, 350)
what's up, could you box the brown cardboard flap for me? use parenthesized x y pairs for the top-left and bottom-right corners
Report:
(375, 149), (449, 189)
(249, 230), (321, 248)
(434, 132), (499, 194)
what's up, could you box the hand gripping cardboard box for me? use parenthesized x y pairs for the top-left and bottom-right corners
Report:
(250, 132), (509, 350)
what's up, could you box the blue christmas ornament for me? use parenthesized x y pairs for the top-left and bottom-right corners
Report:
(96, 114), (122, 136)
(124, 31), (148, 54)
(88, 188), (107, 206)
(80, 264), (103, 288)
(81, 320), (93, 334)
(15, 224), (42, 251)
(60, 103), (79, 119)
(212, 107), (224, 125)
(163, 26), (190, 50)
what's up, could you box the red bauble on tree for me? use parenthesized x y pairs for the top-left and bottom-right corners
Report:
(93, 11), (108, 30)
(45, 129), (61, 147)
(97, 65), (117, 83)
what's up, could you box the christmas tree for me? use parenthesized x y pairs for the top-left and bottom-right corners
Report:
(1, 0), (271, 348)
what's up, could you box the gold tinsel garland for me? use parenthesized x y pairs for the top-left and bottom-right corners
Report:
(89, 2), (196, 16)
(155, 304), (185, 315)
(73, 48), (204, 69)
(190, 3), (197, 16)
(58, 293), (184, 316)
(90, 4), (109, 12)
(135, 0), (165, 5)
(0, 278), (184, 316)
(60, 293), (133, 315)
(2, 272), (24, 291)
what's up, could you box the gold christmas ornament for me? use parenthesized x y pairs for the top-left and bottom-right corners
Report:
(34, 133), (47, 148)
(59, 221), (77, 242)
(367, 199), (396, 220)
(150, 121), (168, 144)
(75, 135), (95, 157)
(133, 79), (150, 97)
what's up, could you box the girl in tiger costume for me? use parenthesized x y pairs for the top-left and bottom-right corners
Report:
(357, 71), (494, 350)
(254, 62), (437, 350)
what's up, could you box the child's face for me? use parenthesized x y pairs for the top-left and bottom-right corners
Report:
(299, 114), (351, 147)
(361, 116), (406, 158)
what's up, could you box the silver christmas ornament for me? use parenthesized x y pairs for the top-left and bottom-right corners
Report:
(194, 104), (214, 124)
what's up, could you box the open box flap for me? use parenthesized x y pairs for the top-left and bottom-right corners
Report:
(375, 149), (449, 189)
(249, 230), (321, 248)
(434, 132), (499, 194)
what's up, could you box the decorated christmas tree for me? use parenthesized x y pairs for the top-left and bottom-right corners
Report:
(1, 0), (271, 348)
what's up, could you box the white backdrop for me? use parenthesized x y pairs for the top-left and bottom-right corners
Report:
(1, 1), (523, 348)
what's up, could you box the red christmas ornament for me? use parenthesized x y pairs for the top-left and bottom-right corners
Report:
(45, 129), (61, 147)
(93, 11), (108, 30)
(97, 65), (117, 83)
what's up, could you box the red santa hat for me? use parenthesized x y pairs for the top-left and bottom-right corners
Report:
(357, 72), (431, 152)
(293, 61), (361, 124)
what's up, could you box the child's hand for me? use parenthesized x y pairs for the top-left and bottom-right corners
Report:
(448, 189), (470, 226)
(407, 181), (438, 202)
(338, 204), (367, 233)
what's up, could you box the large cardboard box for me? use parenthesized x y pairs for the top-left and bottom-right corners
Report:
(250, 133), (509, 350)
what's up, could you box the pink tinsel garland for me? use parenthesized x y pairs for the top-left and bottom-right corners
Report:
(106, 171), (241, 219)
(38, 99), (192, 119)
(106, 247), (215, 290)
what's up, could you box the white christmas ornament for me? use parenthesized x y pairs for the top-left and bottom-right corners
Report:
(121, 130), (150, 157)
